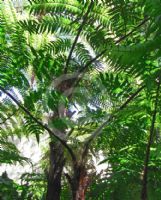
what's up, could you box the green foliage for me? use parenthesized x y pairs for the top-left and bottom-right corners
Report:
(0, 172), (46, 200)
(1, 0), (161, 199)
(0, 138), (28, 164)
(0, 172), (20, 200)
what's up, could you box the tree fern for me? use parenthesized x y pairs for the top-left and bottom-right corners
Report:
(1, 0), (161, 199)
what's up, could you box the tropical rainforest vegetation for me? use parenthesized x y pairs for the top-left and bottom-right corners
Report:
(0, 0), (161, 199)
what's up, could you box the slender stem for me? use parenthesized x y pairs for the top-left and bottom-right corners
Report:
(64, 1), (93, 74)
(115, 17), (150, 44)
(82, 84), (145, 160)
(0, 86), (77, 162)
(141, 78), (161, 200)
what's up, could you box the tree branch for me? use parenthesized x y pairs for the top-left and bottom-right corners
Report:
(64, 0), (93, 74)
(82, 84), (145, 160)
(141, 77), (161, 200)
(0, 86), (77, 162)
(116, 17), (150, 44)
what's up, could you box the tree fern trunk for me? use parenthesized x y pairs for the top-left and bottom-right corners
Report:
(72, 177), (89, 200)
(46, 142), (65, 200)
(70, 165), (90, 200)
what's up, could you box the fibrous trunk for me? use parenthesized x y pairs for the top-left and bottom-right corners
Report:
(71, 165), (90, 200)
(46, 142), (65, 200)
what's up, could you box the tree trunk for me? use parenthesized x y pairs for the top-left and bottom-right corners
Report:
(70, 165), (90, 200)
(72, 177), (89, 200)
(46, 142), (65, 200)
(46, 77), (78, 199)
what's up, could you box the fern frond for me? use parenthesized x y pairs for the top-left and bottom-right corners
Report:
(0, 138), (28, 164)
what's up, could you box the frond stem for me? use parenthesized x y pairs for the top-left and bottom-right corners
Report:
(79, 17), (150, 74)
(81, 84), (145, 160)
(141, 77), (161, 200)
(0, 109), (18, 125)
(0, 86), (77, 163)
(64, 0), (93, 74)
